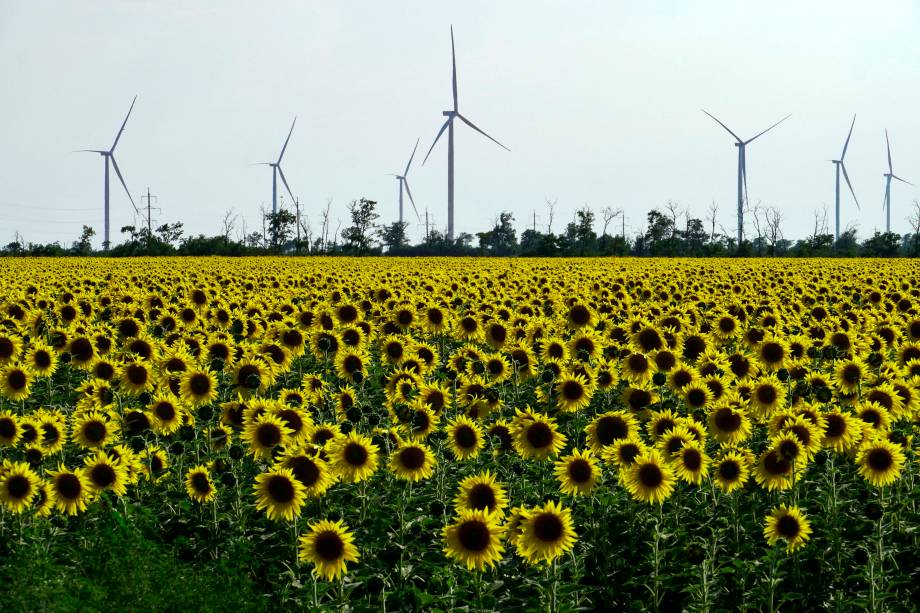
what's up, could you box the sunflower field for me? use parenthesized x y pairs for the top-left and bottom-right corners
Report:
(1, 257), (920, 611)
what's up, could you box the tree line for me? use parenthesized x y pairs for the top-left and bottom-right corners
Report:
(3, 198), (920, 257)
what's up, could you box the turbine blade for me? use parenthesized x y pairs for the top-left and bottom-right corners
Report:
(110, 155), (137, 212)
(840, 163), (859, 210)
(75, 149), (107, 154)
(451, 26), (458, 111)
(111, 95), (138, 152)
(422, 119), (452, 165)
(277, 165), (296, 203)
(891, 174), (914, 186)
(403, 179), (421, 222)
(278, 117), (297, 164)
(744, 114), (791, 144)
(886, 129), (893, 173)
(404, 138), (420, 176)
(841, 114), (856, 160)
(457, 113), (510, 151)
(701, 109), (742, 142)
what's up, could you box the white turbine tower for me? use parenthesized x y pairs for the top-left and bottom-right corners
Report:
(829, 115), (859, 242)
(257, 117), (297, 215)
(77, 95), (139, 250)
(392, 139), (421, 225)
(702, 110), (790, 249)
(882, 129), (913, 233)
(423, 26), (510, 241)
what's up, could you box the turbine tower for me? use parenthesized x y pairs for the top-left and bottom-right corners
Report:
(702, 110), (790, 249)
(829, 115), (859, 242)
(882, 129), (913, 233)
(77, 96), (139, 250)
(392, 139), (421, 225)
(257, 117), (297, 215)
(423, 26), (510, 241)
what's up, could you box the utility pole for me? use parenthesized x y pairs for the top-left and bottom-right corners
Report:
(622, 213), (626, 241)
(141, 187), (158, 236)
(425, 209), (430, 243)
(532, 210), (538, 233)
(294, 197), (301, 242)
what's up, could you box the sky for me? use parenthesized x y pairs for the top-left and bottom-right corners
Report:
(2, 0), (920, 248)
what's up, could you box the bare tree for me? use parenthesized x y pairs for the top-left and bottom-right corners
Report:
(812, 204), (829, 238)
(221, 208), (238, 241)
(665, 201), (681, 242)
(259, 204), (268, 243)
(545, 197), (557, 234)
(908, 199), (920, 255)
(706, 201), (719, 242)
(600, 206), (622, 236)
(763, 206), (784, 255)
(320, 198), (333, 253)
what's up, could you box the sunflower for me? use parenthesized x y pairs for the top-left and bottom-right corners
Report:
(682, 382), (713, 412)
(764, 504), (812, 553)
(0, 461), (40, 513)
(328, 431), (379, 483)
(275, 447), (335, 497)
(243, 413), (293, 460)
(0, 410), (21, 447)
(72, 411), (120, 449)
(821, 408), (859, 452)
(554, 373), (594, 412)
(707, 403), (752, 447)
(446, 415), (485, 461)
(185, 465), (216, 504)
(119, 359), (154, 395)
(604, 435), (648, 471)
(24, 342), (57, 377)
(83, 451), (129, 496)
(554, 448), (601, 496)
(657, 424), (695, 456)
(253, 467), (307, 521)
(232, 358), (271, 396)
(622, 385), (658, 412)
(671, 441), (709, 485)
(512, 410), (567, 461)
(749, 376), (786, 418)
(855, 401), (891, 434)
(48, 464), (92, 515)
(585, 411), (637, 452)
(713, 449), (750, 493)
(667, 364), (699, 391)
(0, 334), (22, 365)
(753, 448), (794, 492)
(856, 437), (906, 488)
(757, 338), (788, 371)
(180, 368), (219, 407)
(138, 447), (170, 483)
(454, 470), (508, 517)
(624, 450), (676, 504)
(646, 409), (680, 440)
(299, 519), (360, 580)
(834, 358), (865, 395)
(515, 500), (577, 565)
(335, 348), (369, 384)
(37, 412), (67, 455)
(389, 442), (437, 482)
(32, 480), (54, 517)
(780, 416), (823, 460)
(621, 352), (656, 385)
(148, 394), (186, 435)
(0, 364), (32, 401)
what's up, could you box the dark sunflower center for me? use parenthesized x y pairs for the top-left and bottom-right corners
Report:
(627, 389), (652, 410)
(682, 449), (702, 471)
(0, 338), (13, 359)
(714, 408), (741, 432)
(866, 390), (892, 410)
(399, 447), (426, 471)
(825, 414), (846, 437)
(860, 410), (881, 427)
(842, 365), (861, 383)
(386, 343), (404, 359)
(155, 402), (177, 422)
(672, 370), (692, 388)
(686, 389), (707, 407)
(761, 342), (783, 363)
(561, 380), (584, 401)
(7, 475), (31, 499)
(567, 459), (593, 483)
(41, 423), (60, 444)
(867, 448), (893, 471)
(267, 475), (296, 503)
(454, 425), (477, 449)
(526, 422), (553, 449)
(313, 429), (334, 445)
(71, 338), (94, 361)
(126, 365), (148, 386)
(83, 421), (107, 443)
(34, 351), (52, 368)
(468, 483), (496, 511)
(314, 531), (345, 561)
(344, 355), (362, 373)
(638, 463), (664, 488)
(570, 305), (590, 326)
(533, 513), (564, 542)
(776, 515), (800, 538)
(57, 473), (82, 499)
(189, 374), (211, 396)
(288, 457), (320, 486)
(238, 365), (261, 389)
(596, 416), (627, 445)
(718, 460), (740, 481)
(637, 328), (662, 352)
(764, 450), (791, 475)
(627, 354), (649, 373)
(344, 442), (369, 467)
(789, 425), (811, 446)
(191, 472), (211, 493)
(90, 464), (116, 488)
(666, 436), (685, 454)
(457, 520), (490, 552)
(0, 418), (15, 439)
(654, 419), (676, 437)
(256, 424), (282, 448)
(7, 370), (27, 390)
(278, 410), (303, 434)
(756, 385), (777, 405)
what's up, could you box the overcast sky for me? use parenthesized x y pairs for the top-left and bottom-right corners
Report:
(3, 0), (920, 247)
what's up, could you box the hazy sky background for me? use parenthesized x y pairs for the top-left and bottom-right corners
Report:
(3, 0), (920, 247)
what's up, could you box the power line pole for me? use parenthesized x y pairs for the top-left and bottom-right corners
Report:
(141, 187), (158, 236)
(532, 210), (538, 233)
(425, 209), (430, 243)
(294, 197), (301, 243)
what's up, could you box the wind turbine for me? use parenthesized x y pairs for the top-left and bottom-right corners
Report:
(256, 117), (297, 215)
(702, 110), (791, 249)
(423, 26), (510, 241)
(77, 95), (139, 250)
(392, 139), (421, 225)
(829, 115), (859, 242)
(882, 129), (913, 233)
